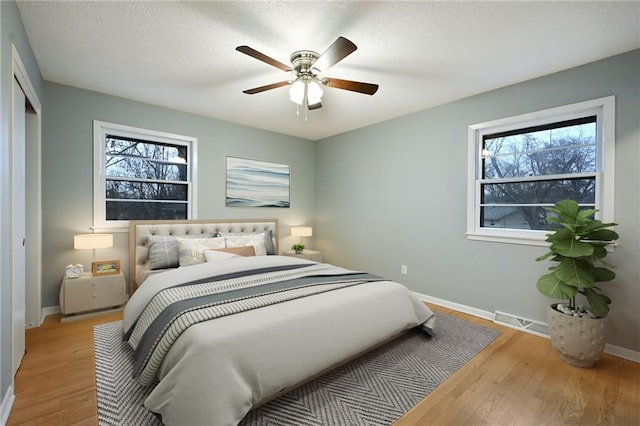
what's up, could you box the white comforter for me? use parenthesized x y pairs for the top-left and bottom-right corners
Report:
(123, 256), (435, 426)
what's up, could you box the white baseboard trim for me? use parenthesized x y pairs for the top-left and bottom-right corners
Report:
(0, 385), (15, 426)
(41, 305), (61, 322)
(413, 291), (494, 321)
(412, 291), (640, 364)
(605, 343), (640, 364)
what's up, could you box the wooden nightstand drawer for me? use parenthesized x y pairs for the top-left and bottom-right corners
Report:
(60, 272), (126, 315)
(64, 285), (124, 314)
(64, 275), (122, 293)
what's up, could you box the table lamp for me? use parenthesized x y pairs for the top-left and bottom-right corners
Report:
(291, 227), (312, 253)
(74, 233), (113, 272)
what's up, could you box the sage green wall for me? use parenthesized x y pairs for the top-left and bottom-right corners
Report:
(1, 0), (43, 414)
(315, 49), (640, 352)
(41, 82), (316, 308)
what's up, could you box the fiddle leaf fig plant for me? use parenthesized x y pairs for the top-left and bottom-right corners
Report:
(535, 199), (618, 318)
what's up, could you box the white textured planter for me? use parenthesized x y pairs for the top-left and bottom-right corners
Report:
(547, 304), (606, 368)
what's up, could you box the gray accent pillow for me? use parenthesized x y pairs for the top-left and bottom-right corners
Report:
(147, 234), (212, 270)
(217, 230), (276, 255)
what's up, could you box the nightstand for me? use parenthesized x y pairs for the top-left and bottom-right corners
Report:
(60, 272), (126, 318)
(282, 249), (324, 263)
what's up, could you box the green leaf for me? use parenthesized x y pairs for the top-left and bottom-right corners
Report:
(536, 273), (577, 299)
(546, 228), (572, 242)
(553, 258), (594, 288)
(585, 229), (619, 242)
(580, 220), (617, 235)
(535, 251), (554, 262)
(593, 267), (616, 282)
(555, 199), (580, 220)
(559, 223), (576, 233)
(583, 287), (610, 317)
(592, 245), (608, 259)
(550, 239), (594, 258)
(576, 208), (597, 222)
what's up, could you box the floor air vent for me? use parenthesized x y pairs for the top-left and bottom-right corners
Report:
(494, 311), (549, 338)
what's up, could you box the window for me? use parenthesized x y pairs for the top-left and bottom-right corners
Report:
(467, 96), (614, 245)
(93, 121), (197, 230)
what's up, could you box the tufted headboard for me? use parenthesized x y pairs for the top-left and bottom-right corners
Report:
(128, 218), (279, 296)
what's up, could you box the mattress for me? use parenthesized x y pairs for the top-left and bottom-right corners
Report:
(123, 255), (435, 426)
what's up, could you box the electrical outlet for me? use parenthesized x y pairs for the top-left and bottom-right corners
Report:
(401, 264), (407, 275)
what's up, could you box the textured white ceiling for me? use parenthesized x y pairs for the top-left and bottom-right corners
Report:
(16, 1), (640, 140)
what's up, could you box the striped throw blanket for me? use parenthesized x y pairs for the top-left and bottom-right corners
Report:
(126, 263), (383, 385)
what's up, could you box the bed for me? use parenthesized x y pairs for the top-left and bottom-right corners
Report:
(124, 218), (435, 426)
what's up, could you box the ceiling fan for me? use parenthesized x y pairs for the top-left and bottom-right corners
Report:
(236, 36), (379, 119)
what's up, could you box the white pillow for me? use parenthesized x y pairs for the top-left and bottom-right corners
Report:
(203, 249), (242, 263)
(225, 233), (267, 256)
(217, 230), (275, 255)
(177, 237), (226, 266)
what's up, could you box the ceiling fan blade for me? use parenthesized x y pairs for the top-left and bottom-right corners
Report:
(324, 78), (379, 95)
(242, 81), (290, 95)
(236, 46), (292, 72)
(308, 101), (323, 110)
(312, 36), (357, 72)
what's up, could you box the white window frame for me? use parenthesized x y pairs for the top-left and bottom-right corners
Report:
(93, 120), (198, 231)
(466, 96), (615, 246)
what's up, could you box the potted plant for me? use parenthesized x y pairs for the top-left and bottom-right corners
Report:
(291, 243), (305, 254)
(535, 199), (618, 367)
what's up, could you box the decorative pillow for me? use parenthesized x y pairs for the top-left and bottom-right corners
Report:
(203, 249), (242, 263)
(203, 246), (256, 263)
(218, 230), (275, 255)
(177, 237), (227, 266)
(224, 233), (267, 256)
(147, 234), (212, 270)
(215, 246), (256, 257)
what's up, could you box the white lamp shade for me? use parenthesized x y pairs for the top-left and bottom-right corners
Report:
(289, 80), (324, 106)
(291, 227), (312, 237)
(289, 80), (305, 105)
(307, 81), (323, 105)
(74, 233), (113, 250)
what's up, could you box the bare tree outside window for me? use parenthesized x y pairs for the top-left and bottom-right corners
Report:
(104, 135), (190, 220)
(480, 117), (597, 230)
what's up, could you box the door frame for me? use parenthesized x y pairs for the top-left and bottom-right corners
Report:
(11, 74), (26, 380)
(11, 45), (42, 332)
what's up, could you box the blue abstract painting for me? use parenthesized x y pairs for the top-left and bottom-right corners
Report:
(226, 156), (290, 207)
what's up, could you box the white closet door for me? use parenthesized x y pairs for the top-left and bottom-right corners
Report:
(12, 77), (26, 376)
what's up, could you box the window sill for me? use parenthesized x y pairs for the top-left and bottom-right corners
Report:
(92, 226), (129, 234)
(466, 231), (549, 247)
(466, 231), (617, 253)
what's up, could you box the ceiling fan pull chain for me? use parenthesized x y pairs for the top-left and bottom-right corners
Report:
(304, 84), (309, 122)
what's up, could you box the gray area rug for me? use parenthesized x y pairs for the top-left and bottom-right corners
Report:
(94, 312), (500, 426)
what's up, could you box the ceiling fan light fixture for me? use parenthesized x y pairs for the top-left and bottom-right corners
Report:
(288, 79), (305, 105)
(307, 80), (323, 105)
(289, 78), (323, 106)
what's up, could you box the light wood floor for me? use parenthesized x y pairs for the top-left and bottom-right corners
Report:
(7, 304), (640, 425)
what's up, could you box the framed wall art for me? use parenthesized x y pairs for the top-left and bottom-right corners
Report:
(226, 156), (290, 207)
